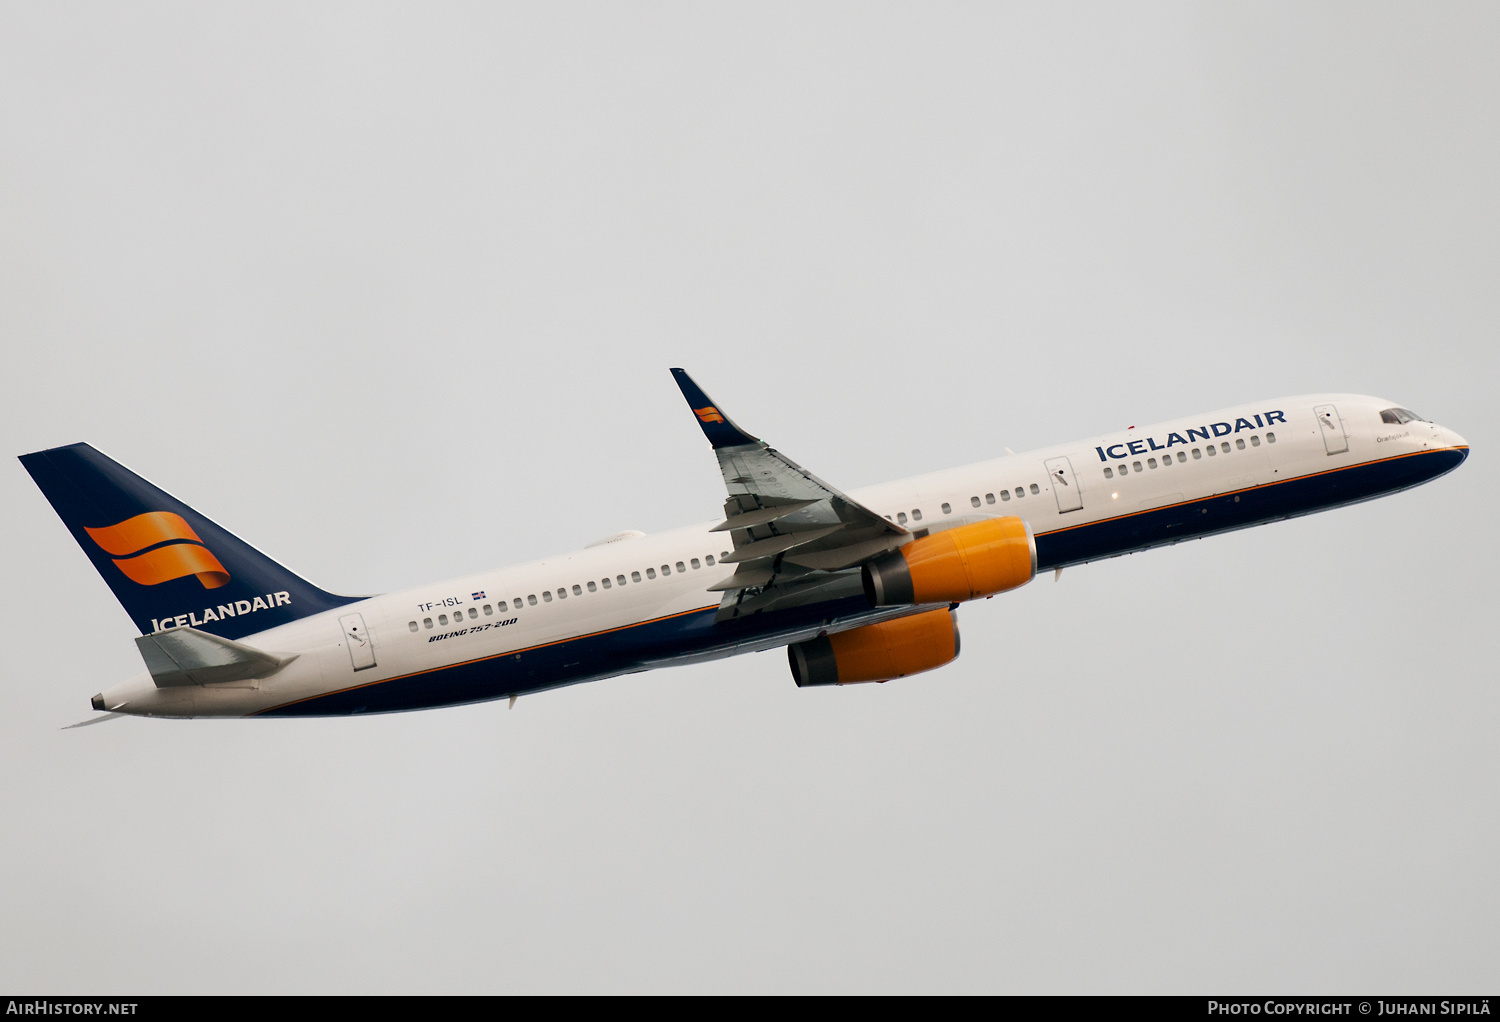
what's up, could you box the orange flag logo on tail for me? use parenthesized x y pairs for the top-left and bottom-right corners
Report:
(84, 511), (230, 589)
(694, 406), (725, 424)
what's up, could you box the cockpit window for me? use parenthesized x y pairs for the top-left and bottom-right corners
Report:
(1380, 407), (1427, 424)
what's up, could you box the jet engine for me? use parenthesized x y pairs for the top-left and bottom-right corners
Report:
(862, 516), (1035, 606)
(788, 607), (960, 687)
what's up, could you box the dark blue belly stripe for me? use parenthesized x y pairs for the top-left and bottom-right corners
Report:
(1034, 446), (1465, 570)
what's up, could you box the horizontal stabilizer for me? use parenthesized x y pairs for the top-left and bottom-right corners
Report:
(62, 713), (128, 729)
(135, 627), (297, 688)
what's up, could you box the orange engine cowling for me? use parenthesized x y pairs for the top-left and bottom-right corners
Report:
(788, 607), (960, 687)
(863, 516), (1036, 606)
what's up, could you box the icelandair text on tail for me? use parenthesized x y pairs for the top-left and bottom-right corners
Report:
(151, 591), (290, 631)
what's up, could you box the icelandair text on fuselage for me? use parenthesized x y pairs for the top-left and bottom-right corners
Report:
(150, 591), (291, 632)
(7, 1004), (137, 1016)
(1097, 411), (1287, 461)
(1208, 1002), (1489, 1016)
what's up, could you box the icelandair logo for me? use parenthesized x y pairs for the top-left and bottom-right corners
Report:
(84, 511), (229, 589)
(151, 592), (291, 633)
(1095, 411), (1287, 461)
(694, 406), (725, 424)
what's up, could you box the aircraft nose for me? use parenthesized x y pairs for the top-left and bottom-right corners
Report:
(1441, 426), (1469, 454)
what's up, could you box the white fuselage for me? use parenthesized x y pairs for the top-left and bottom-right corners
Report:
(99, 394), (1468, 717)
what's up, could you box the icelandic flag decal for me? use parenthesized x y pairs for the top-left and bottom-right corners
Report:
(472, 591), (486, 600)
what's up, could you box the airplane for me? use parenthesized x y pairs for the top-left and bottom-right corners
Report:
(21, 370), (1469, 722)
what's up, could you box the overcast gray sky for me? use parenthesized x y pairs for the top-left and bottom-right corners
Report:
(2, 2), (1496, 994)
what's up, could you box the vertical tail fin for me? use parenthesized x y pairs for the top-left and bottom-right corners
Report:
(20, 443), (359, 640)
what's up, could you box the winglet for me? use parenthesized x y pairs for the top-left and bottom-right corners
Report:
(670, 369), (759, 449)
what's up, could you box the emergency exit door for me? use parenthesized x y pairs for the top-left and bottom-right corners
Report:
(339, 613), (377, 671)
(1044, 456), (1083, 513)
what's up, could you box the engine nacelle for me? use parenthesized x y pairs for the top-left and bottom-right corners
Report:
(788, 607), (960, 687)
(862, 516), (1036, 606)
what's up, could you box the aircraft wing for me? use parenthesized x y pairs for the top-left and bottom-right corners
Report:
(670, 369), (909, 620)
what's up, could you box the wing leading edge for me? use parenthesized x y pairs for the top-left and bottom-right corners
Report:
(669, 369), (909, 620)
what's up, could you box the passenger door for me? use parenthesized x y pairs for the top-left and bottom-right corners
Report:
(339, 612), (377, 671)
(1315, 404), (1349, 455)
(1044, 456), (1083, 513)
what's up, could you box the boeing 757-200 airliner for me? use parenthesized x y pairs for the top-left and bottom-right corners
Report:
(21, 370), (1469, 721)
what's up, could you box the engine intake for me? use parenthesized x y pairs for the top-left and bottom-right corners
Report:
(788, 607), (960, 687)
(863, 516), (1035, 606)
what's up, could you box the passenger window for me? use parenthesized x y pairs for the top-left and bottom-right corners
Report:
(1221, 442), (1230, 453)
(408, 621), (418, 633)
(1177, 452), (1187, 463)
(1015, 487), (1025, 499)
(1000, 490), (1011, 501)
(659, 564), (670, 576)
(498, 601), (508, 612)
(1103, 467), (1114, 479)
(941, 503), (952, 515)
(691, 558), (701, 569)
(1029, 483), (1039, 495)
(557, 588), (566, 600)
(1148, 457), (1158, 469)
(897, 511), (908, 524)
(528, 594), (538, 605)
(1267, 432), (1276, 443)
(971, 496), (981, 507)
(721, 551), (730, 560)
(1235, 438), (1246, 450)
(587, 581), (597, 592)
(676, 562), (686, 573)
(646, 568), (656, 579)
(912, 508), (923, 521)
(1192, 448), (1202, 459)
(705, 555), (715, 566)
(468, 607), (478, 619)
(572, 584), (582, 596)
(601, 578), (611, 589)
(1250, 435), (1261, 447)
(542, 591), (552, 603)
(617, 574), (628, 585)
(483, 604), (493, 615)
(513, 597), (524, 609)
(631, 571), (641, 582)
(985, 493), (995, 505)
(1132, 462), (1142, 473)
(1206, 446), (1216, 457)
(439, 613), (449, 626)
(423, 617), (433, 629)
(1118, 463), (1128, 475)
